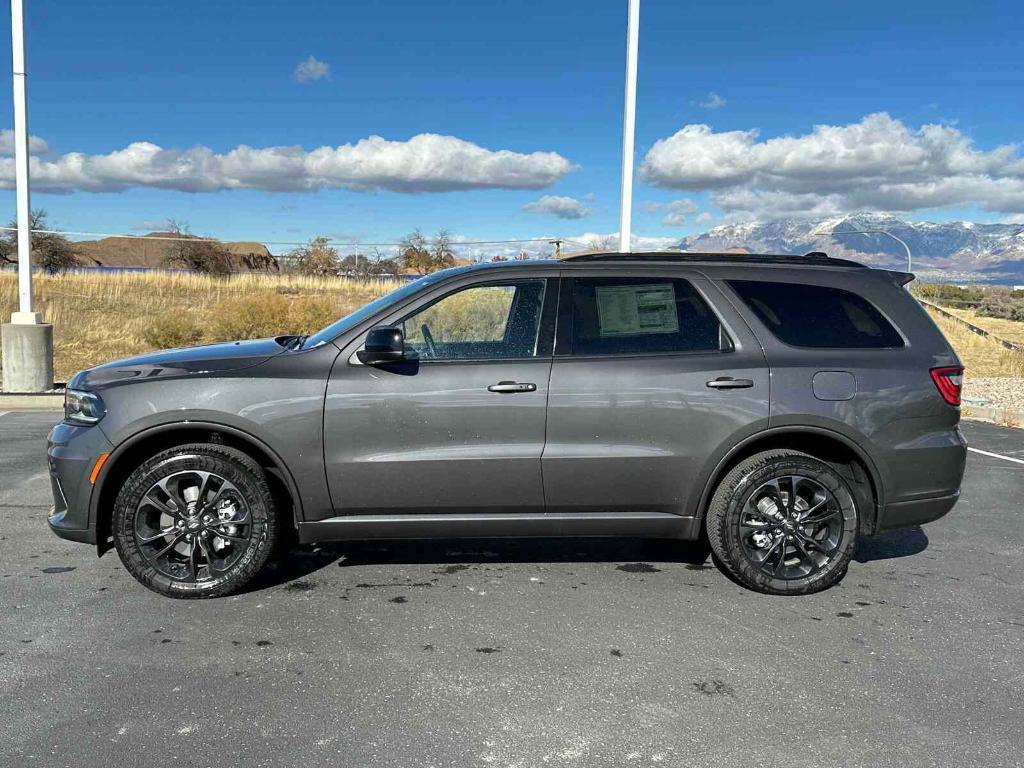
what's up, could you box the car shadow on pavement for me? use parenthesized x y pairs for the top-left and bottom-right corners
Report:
(244, 536), (713, 593)
(853, 525), (929, 563)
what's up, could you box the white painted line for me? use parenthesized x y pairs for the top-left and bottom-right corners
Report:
(0, 411), (10, 419)
(968, 447), (1024, 466)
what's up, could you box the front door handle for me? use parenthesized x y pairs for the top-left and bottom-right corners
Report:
(488, 381), (537, 394)
(706, 377), (754, 389)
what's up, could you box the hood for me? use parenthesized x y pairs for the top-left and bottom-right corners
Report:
(69, 337), (290, 389)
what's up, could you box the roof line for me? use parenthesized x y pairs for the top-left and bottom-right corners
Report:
(560, 251), (868, 268)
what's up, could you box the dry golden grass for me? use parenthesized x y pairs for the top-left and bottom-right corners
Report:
(940, 306), (1024, 345)
(927, 309), (1024, 378)
(10, 271), (1022, 385)
(0, 271), (401, 381)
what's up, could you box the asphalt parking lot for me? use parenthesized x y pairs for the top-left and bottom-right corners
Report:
(1, 411), (1022, 768)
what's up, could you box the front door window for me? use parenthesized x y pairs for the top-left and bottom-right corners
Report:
(401, 280), (547, 361)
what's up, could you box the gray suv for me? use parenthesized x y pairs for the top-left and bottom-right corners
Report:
(47, 253), (967, 598)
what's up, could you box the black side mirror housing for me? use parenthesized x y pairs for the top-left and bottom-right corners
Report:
(357, 326), (405, 365)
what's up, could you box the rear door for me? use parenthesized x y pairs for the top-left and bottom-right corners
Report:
(542, 267), (770, 516)
(324, 271), (558, 514)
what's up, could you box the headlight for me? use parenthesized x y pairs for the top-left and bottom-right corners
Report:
(64, 389), (106, 425)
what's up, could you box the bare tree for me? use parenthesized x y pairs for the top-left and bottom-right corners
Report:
(290, 236), (340, 277)
(584, 234), (617, 253)
(431, 230), (456, 270)
(162, 221), (234, 275)
(338, 251), (400, 278)
(399, 229), (456, 275)
(2, 209), (80, 273)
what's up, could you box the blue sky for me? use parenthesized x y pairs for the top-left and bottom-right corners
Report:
(0, 0), (1021, 254)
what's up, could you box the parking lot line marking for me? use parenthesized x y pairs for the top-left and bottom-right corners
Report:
(968, 447), (1024, 466)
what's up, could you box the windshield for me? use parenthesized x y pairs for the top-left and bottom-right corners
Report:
(303, 273), (443, 349)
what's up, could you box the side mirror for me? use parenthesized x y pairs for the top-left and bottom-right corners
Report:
(357, 326), (405, 365)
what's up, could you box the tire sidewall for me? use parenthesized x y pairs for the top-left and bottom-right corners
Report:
(711, 453), (859, 595)
(113, 446), (276, 598)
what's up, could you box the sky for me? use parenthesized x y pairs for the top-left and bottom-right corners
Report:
(0, 0), (1021, 255)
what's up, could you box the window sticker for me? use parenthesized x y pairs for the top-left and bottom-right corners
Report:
(595, 284), (679, 337)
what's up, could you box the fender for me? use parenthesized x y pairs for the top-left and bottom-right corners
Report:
(90, 419), (306, 551)
(693, 423), (885, 523)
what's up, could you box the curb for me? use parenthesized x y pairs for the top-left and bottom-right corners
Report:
(962, 405), (1024, 429)
(0, 392), (64, 409)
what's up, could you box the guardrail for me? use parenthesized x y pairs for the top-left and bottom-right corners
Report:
(919, 299), (1024, 352)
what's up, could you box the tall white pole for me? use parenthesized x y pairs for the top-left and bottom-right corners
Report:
(10, 0), (34, 318)
(618, 0), (639, 253)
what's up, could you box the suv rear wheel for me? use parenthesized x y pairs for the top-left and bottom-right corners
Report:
(113, 443), (278, 599)
(707, 449), (858, 595)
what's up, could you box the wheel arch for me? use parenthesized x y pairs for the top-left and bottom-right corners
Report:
(696, 426), (883, 535)
(92, 421), (303, 555)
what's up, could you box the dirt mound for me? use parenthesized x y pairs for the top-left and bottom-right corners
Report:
(74, 232), (278, 271)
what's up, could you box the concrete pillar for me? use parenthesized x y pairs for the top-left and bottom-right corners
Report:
(2, 313), (54, 392)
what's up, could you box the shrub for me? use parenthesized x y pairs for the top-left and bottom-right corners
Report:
(207, 291), (291, 340)
(143, 314), (203, 349)
(977, 290), (1024, 322)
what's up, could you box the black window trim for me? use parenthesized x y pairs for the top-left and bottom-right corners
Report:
(554, 274), (736, 360)
(724, 279), (907, 352)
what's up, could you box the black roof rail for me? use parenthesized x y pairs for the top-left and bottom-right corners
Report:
(560, 251), (868, 268)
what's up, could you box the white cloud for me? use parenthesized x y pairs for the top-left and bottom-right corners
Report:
(695, 211), (713, 225)
(0, 129), (49, 155)
(660, 199), (699, 226)
(0, 133), (576, 194)
(294, 56), (330, 83)
(522, 194), (590, 219)
(698, 92), (727, 110)
(130, 219), (171, 231)
(567, 232), (678, 253)
(640, 112), (1024, 218)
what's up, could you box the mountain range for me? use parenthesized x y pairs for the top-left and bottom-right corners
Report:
(678, 213), (1024, 282)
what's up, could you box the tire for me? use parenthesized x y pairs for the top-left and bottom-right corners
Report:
(706, 449), (859, 595)
(113, 443), (278, 599)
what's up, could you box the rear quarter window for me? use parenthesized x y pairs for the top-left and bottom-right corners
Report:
(728, 280), (904, 349)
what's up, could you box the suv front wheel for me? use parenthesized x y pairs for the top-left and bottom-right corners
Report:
(707, 449), (859, 595)
(113, 443), (278, 599)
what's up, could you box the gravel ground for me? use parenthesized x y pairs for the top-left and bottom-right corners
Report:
(963, 376), (1024, 411)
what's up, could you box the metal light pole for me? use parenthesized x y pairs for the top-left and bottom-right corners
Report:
(11, 0), (32, 317)
(824, 229), (913, 273)
(2, 0), (53, 392)
(618, 0), (639, 253)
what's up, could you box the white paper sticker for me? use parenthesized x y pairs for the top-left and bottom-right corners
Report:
(595, 284), (679, 337)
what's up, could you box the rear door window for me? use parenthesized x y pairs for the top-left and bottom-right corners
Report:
(569, 276), (728, 355)
(728, 280), (903, 348)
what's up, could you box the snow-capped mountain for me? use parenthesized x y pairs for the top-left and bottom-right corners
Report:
(678, 213), (1024, 282)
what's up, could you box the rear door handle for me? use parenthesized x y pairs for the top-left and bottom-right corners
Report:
(488, 381), (537, 394)
(706, 377), (754, 389)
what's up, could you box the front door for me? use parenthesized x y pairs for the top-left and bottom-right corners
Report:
(542, 270), (770, 515)
(324, 275), (557, 514)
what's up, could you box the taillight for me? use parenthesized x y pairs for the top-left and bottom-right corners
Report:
(930, 366), (964, 406)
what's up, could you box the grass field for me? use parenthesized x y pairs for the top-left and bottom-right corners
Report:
(3, 271), (1023, 386)
(926, 309), (1024, 378)
(0, 271), (399, 381)
(939, 306), (1024, 345)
